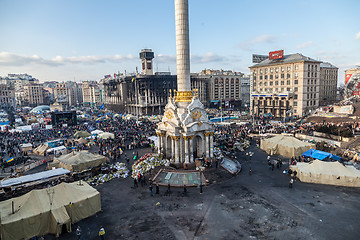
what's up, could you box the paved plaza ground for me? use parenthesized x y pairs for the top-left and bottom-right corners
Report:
(36, 143), (360, 239)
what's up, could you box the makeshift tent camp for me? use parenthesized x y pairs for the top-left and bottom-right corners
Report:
(74, 131), (91, 139)
(260, 135), (314, 158)
(52, 151), (108, 172)
(0, 181), (101, 240)
(98, 132), (114, 139)
(302, 149), (341, 161)
(290, 160), (360, 187)
(33, 144), (50, 156)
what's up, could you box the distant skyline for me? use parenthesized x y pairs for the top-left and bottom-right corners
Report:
(0, 0), (359, 84)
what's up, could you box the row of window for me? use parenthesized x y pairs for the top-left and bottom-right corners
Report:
(254, 65), (298, 74)
(253, 64), (319, 75)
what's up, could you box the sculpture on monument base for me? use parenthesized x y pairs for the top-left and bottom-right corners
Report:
(156, 89), (214, 168)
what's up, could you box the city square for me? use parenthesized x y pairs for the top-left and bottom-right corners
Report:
(1, 0), (360, 240)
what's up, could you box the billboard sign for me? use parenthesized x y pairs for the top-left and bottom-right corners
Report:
(269, 50), (284, 60)
(252, 54), (269, 63)
(345, 74), (352, 84)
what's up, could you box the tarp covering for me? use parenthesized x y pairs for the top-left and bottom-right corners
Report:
(53, 151), (108, 172)
(290, 160), (360, 187)
(98, 132), (114, 139)
(90, 130), (104, 135)
(33, 144), (50, 156)
(220, 157), (242, 174)
(0, 168), (70, 188)
(260, 135), (314, 158)
(76, 138), (88, 145)
(302, 149), (341, 161)
(0, 181), (101, 240)
(46, 146), (67, 155)
(74, 131), (91, 139)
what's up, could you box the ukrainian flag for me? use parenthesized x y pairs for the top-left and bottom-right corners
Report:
(6, 157), (14, 163)
(131, 76), (136, 82)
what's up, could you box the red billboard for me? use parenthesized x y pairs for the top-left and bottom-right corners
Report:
(345, 74), (352, 84)
(269, 50), (284, 60)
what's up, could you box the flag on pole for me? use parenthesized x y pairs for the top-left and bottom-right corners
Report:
(6, 157), (14, 163)
(131, 76), (136, 82)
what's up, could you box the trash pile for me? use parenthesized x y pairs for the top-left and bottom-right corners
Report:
(213, 147), (224, 160)
(234, 139), (250, 151)
(86, 162), (129, 186)
(131, 153), (169, 179)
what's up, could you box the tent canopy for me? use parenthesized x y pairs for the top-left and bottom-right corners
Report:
(99, 132), (114, 139)
(0, 181), (101, 240)
(302, 149), (341, 161)
(0, 168), (70, 188)
(53, 151), (108, 172)
(91, 129), (104, 135)
(74, 131), (91, 139)
(291, 160), (360, 187)
(33, 144), (50, 155)
(260, 135), (314, 158)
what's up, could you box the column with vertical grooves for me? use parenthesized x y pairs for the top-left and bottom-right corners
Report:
(175, 0), (191, 101)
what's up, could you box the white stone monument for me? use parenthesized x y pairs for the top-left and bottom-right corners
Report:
(156, 0), (214, 166)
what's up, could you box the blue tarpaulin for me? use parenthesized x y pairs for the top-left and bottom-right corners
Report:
(302, 149), (341, 161)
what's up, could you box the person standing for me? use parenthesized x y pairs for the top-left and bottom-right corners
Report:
(289, 178), (294, 188)
(76, 226), (82, 240)
(149, 184), (153, 196)
(99, 226), (105, 240)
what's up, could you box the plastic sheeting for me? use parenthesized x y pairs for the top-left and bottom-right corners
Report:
(302, 149), (341, 161)
(0, 168), (70, 188)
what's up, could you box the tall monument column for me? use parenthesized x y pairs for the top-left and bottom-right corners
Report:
(175, 0), (192, 102)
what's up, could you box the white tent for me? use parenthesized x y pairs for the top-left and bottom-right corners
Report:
(46, 146), (67, 155)
(260, 135), (314, 158)
(99, 132), (115, 139)
(91, 129), (104, 135)
(291, 160), (360, 187)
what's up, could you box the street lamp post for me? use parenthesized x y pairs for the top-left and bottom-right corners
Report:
(248, 151), (254, 175)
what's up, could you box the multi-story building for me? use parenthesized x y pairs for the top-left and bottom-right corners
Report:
(319, 62), (338, 106)
(344, 67), (360, 97)
(0, 84), (15, 108)
(24, 84), (44, 107)
(199, 69), (246, 110)
(250, 50), (322, 118)
(241, 77), (250, 108)
(103, 49), (208, 115)
(103, 74), (208, 115)
(82, 81), (102, 105)
(0, 74), (38, 91)
(76, 83), (83, 105)
(65, 81), (79, 106)
(54, 83), (69, 109)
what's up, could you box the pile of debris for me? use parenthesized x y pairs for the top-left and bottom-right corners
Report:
(86, 162), (129, 186)
(131, 153), (169, 179)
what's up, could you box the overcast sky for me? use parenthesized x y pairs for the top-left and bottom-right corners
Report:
(0, 0), (359, 84)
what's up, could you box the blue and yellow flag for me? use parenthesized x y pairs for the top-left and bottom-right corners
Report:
(131, 76), (136, 82)
(6, 157), (14, 163)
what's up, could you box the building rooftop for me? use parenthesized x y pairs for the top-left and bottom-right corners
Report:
(320, 62), (337, 68)
(250, 53), (322, 68)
